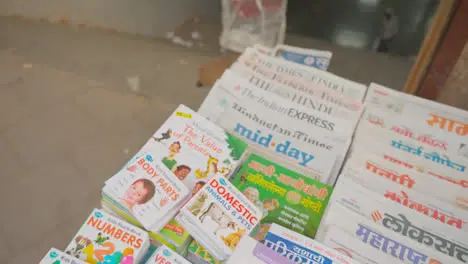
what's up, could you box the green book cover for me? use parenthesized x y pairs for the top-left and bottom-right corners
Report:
(186, 240), (222, 264)
(231, 153), (333, 240)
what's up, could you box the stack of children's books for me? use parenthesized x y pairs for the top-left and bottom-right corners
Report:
(316, 83), (468, 263)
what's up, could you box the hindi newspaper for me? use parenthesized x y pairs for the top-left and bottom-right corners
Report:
(222, 69), (363, 125)
(226, 235), (291, 264)
(198, 75), (351, 185)
(326, 176), (468, 262)
(145, 244), (190, 264)
(234, 47), (367, 101)
(264, 223), (359, 264)
(316, 202), (464, 264)
(231, 153), (333, 240)
(176, 175), (262, 261)
(273, 44), (333, 70)
(40, 248), (86, 264)
(364, 83), (468, 141)
(65, 208), (150, 263)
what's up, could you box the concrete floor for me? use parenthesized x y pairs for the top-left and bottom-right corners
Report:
(0, 16), (413, 263)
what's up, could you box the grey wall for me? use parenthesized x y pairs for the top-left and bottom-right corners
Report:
(1, 0), (221, 37)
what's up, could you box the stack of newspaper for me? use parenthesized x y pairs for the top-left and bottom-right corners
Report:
(317, 83), (468, 263)
(176, 174), (262, 261)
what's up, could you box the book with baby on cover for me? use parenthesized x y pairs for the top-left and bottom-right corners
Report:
(231, 153), (333, 241)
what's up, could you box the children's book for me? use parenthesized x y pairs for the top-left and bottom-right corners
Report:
(65, 208), (150, 264)
(222, 69), (363, 126)
(316, 201), (465, 264)
(145, 244), (190, 264)
(185, 240), (222, 264)
(40, 248), (86, 264)
(225, 235), (291, 264)
(103, 152), (190, 232)
(264, 223), (359, 264)
(198, 75), (350, 185)
(273, 44), (333, 70)
(235, 47), (367, 101)
(363, 83), (468, 141)
(231, 154), (333, 240)
(176, 175), (262, 261)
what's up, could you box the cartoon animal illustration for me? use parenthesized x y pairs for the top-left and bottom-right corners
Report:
(66, 235), (92, 258)
(221, 228), (246, 249)
(198, 202), (236, 235)
(153, 129), (172, 142)
(95, 232), (110, 246)
(195, 156), (232, 179)
(189, 193), (209, 216)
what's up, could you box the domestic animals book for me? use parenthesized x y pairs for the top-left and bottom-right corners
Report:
(235, 47), (367, 101)
(102, 152), (190, 232)
(198, 75), (351, 185)
(273, 44), (333, 70)
(145, 244), (190, 264)
(231, 153), (333, 240)
(264, 223), (359, 264)
(65, 208), (150, 264)
(225, 235), (291, 264)
(40, 248), (86, 264)
(222, 69), (363, 126)
(176, 175), (262, 260)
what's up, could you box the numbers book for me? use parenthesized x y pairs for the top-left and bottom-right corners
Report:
(65, 208), (150, 264)
(231, 153), (333, 240)
(145, 245), (190, 264)
(176, 175), (262, 261)
(40, 248), (86, 264)
(226, 235), (291, 264)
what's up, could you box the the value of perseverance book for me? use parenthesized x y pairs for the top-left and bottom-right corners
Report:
(264, 223), (359, 264)
(176, 175), (262, 261)
(225, 235), (291, 264)
(273, 44), (333, 71)
(231, 153), (333, 240)
(40, 248), (86, 264)
(65, 208), (150, 264)
(145, 244), (190, 264)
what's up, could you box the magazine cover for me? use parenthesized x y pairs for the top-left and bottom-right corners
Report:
(273, 44), (333, 70)
(316, 202), (465, 264)
(103, 152), (189, 232)
(177, 175), (262, 260)
(146, 244), (190, 264)
(343, 153), (468, 210)
(186, 240), (222, 264)
(322, 225), (397, 264)
(226, 235), (291, 264)
(364, 83), (468, 141)
(264, 223), (359, 264)
(40, 248), (86, 264)
(235, 47), (367, 101)
(221, 69), (362, 125)
(65, 208), (150, 263)
(198, 75), (350, 185)
(327, 176), (468, 262)
(231, 154), (333, 240)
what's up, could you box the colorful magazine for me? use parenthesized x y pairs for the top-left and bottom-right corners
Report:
(65, 208), (150, 263)
(231, 154), (333, 240)
(40, 248), (86, 264)
(264, 223), (359, 264)
(235, 47), (367, 101)
(273, 44), (332, 70)
(226, 235), (291, 264)
(145, 244), (190, 264)
(176, 175), (262, 260)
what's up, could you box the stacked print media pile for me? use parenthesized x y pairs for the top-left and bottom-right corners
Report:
(40, 44), (468, 264)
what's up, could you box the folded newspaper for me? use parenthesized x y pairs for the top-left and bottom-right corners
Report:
(273, 44), (333, 70)
(176, 175), (261, 261)
(264, 223), (359, 264)
(236, 47), (367, 101)
(198, 72), (352, 185)
(65, 208), (150, 263)
(145, 244), (190, 264)
(226, 235), (291, 264)
(231, 153), (333, 240)
(40, 248), (86, 264)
